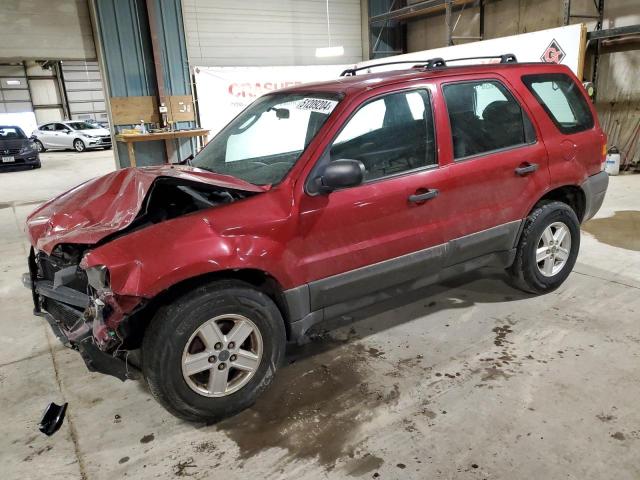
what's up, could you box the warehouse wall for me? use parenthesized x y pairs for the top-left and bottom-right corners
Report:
(182, 0), (363, 66)
(404, 0), (640, 166)
(406, 0), (636, 51)
(0, 0), (95, 60)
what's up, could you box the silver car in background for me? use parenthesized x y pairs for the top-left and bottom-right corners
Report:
(31, 121), (112, 153)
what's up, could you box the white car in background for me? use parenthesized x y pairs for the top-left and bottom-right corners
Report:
(31, 121), (112, 153)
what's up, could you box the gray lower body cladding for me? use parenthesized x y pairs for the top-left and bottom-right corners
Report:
(581, 170), (609, 223)
(285, 220), (523, 341)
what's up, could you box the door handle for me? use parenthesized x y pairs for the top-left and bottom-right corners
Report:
(515, 163), (539, 176)
(408, 189), (439, 203)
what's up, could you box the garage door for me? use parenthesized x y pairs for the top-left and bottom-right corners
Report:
(62, 61), (108, 122)
(182, 0), (363, 66)
(0, 65), (31, 114)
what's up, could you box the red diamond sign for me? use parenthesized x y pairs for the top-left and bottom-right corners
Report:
(541, 39), (566, 64)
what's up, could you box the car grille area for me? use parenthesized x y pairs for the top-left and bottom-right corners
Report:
(1, 147), (21, 155)
(36, 250), (88, 292)
(44, 297), (84, 330)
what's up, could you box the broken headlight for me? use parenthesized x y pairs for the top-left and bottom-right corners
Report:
(85, 265), (110, 291)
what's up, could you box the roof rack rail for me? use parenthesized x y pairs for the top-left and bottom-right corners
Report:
(340, 60), (445, 77)
(339, 53), (518, 76)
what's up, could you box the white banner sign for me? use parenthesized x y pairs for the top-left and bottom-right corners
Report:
(193, 65), (347, 137)
(356, 24), (585, 76)
(194, 25), (585, 139)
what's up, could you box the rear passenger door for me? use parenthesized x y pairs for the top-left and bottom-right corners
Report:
(38, 124), (56, 147)
(438, 77), (550, 260)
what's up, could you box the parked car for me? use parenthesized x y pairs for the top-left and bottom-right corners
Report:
(31, 121), (111, 153)
(24, 58), (608, 422)
(0, 125), (40, 171)
(85, 118), (110, 130)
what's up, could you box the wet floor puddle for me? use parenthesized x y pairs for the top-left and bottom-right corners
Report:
(582, 210), (640, 252)
(214, 335), (399, 472)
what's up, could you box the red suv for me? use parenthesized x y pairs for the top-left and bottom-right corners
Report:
(24, 56), (608, 421)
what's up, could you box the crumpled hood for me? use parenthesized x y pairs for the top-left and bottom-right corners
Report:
(26, 165), (267, 254)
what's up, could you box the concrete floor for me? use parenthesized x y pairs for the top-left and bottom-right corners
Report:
(1, 150), (639, 480)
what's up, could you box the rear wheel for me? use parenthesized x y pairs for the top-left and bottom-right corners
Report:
(142, 280), (286, 422)
(73, 139), (86, 152)
(508, 201), (580, 294)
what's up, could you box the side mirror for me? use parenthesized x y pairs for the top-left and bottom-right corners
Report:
(319, 159), (365, 192)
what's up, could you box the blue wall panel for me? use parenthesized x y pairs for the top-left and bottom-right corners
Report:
(95, 0), (194, 167)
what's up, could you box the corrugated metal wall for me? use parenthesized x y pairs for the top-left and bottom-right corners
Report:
(94, 0), (194, 166)
(182, 0), (363, 66)
(0, 0), (95, 60)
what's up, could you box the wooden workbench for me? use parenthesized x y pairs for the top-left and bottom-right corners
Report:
(115, 128), (210, 166)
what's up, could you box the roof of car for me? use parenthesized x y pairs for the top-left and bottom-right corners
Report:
(278, 61), (572, 96)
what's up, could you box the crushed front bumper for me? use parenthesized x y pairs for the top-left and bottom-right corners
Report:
(24, 250), (140, 381)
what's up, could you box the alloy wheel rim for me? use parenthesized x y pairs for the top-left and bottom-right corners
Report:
(181, 314), (263, 397)
(74, 140), (84, 152)
(536, 221), (572, 277)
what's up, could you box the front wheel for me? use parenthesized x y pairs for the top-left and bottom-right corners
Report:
(33, 140), (45, 152)
(73, 139), (86, 152)
(507, 201), (580, 294)
(142, 280), (286, 422)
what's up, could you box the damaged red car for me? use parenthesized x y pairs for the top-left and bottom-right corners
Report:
(24, 58), (608, 421)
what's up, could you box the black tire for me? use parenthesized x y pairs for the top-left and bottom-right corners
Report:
(142, 280), (286, 422)
(73, 139), (86, 152)
(34, 140), (45, 153)
(507, 201), (580, 294)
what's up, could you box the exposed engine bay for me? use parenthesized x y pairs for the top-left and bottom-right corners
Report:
(25, 177), (252, 380)
(100, 177), (251, 243)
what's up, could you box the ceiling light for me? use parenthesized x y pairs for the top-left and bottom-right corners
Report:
(316, 46), (345, 58)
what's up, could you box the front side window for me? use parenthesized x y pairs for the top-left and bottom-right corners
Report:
(443, 80), (534, 160)
(328, 89), (436, 182)
(67, 121), (98, 130)
(193, 92), (341, 186)
(522, 73), (594, 134)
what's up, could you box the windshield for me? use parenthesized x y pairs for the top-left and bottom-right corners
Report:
(67, 122), (98, 130)
(0, 126), (26, 139)
(192, 92), (342, 185)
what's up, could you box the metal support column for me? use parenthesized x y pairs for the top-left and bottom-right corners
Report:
(445, 0), (453, 46)
(591, 0), (605, 100)
(479, 0), (484, 40)
(146, 0), (176, 162)
(563, 0), (571, 25)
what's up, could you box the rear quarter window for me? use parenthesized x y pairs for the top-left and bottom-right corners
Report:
(522, 73), (594, 134)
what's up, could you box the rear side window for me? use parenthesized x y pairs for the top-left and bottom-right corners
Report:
(443, 80), (535, 160)
(522, 73), (594, 134)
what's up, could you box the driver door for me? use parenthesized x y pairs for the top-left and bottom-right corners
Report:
(293, 87), (450, 310)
